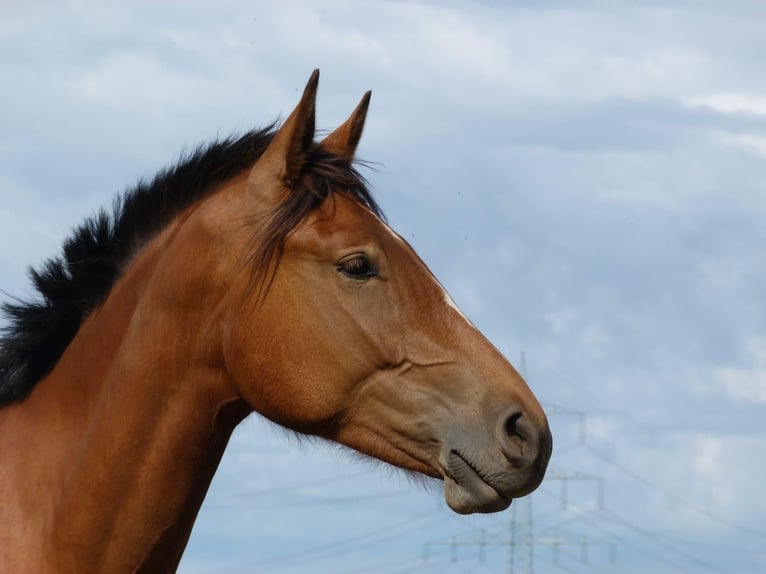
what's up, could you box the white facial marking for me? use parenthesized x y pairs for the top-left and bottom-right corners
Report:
(439, 283), (478, 328)
(443, 290), (470, 322)
(380, 219), (408, 247)
(358, 203), (407, 246)
(372, 208), (475, 326)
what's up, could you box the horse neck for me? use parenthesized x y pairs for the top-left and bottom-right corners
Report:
(0, 204), (249, 573)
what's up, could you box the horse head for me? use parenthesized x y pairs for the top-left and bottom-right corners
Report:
(207, 71), (552, 513)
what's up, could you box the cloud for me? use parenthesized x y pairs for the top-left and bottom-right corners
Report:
(717, 132), (766, 159)
(686, 93), (766, 117)
(687, 432), (766, 520)
(714, 338), (766, 403)
(3, 1), (766, 573)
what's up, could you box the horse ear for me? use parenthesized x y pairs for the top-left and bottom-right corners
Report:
(319, 91), (371, 161)
(249, 70), (319, 196)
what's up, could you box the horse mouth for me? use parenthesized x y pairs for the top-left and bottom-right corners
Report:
(441, 450), (513, 515)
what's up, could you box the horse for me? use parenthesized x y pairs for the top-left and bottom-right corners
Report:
(0, 70), (551, 573)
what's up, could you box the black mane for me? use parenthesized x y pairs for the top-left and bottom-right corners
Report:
(0, 127), (380, 406)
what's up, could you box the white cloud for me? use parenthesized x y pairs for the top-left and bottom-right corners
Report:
(581, 322), (609, 358)
(3, 2), (766, 572)
(714, 337), (766, 403)
(686, 93), (766, 117)
(76, 50), (212, 111)
(716, 132), (766, 159)
(688, 433), (766, 515)
(545, 308), (578, 335)
(691, 435), (733, 505)
(746, 337), (766, 364)
(715, 367), (766, 403)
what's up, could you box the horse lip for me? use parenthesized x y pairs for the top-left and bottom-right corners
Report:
(444, 449), (510, 501)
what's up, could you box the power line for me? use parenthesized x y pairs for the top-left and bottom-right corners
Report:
(333, 554), (429, 574)
(198, 350), (762, 574)
(538, 490), (720, 574)
(203, 469), (375, 506)
(598, 507), (721, 574)
(279, 489), (408, 508)
(203, 509), (445, 574)
(584, 443), (766, 540)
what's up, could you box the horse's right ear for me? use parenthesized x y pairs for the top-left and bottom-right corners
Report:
(319, 90), (371, 161)
(248, 70), (319, 201)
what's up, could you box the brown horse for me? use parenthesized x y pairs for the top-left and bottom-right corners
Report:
(0, 71), (551, 573)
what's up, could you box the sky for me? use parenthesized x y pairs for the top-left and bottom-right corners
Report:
(1, 1), (765, 572)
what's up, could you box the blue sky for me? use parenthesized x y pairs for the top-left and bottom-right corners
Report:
(1, 1), (765, 573)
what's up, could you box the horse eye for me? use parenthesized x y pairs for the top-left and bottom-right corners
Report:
(337, 255), (376, 279)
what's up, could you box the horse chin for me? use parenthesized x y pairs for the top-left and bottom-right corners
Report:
(438, 448), (525, 514)
(443, 475), (512, 514)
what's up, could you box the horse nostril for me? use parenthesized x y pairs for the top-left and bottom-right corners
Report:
(500, 410), (545, 464)
(499, 409), (552, 477)
(504, 412), (524, 439)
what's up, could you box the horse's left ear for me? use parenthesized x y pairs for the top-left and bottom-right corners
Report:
(319, 91), (371, 161)
(248, 70), (319, 199)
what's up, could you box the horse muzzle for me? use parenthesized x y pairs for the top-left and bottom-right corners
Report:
(439, 407), (552, 514)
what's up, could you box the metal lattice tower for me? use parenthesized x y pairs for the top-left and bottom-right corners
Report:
(422, 352), (615, 573)
(508, 352), (534, 574)
(508, 495), (534, 574)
